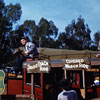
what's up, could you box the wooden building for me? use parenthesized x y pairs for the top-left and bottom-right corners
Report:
(1, 48), (100, 100)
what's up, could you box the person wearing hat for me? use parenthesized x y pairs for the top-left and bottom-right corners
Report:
(9, 37), (39, 74)
(57, 79), (78, 100)
(20, 37), (38, 58)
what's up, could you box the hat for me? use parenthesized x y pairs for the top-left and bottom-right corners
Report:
(20, 36), (29, 41)
(20, 36), (27, 40)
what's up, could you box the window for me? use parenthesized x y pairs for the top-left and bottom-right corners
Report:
(86, 70), (100, 87)
(26, 71), (31, 84)
(67, 70), (83, 88)
(70, 72), (77, 85)
(34, 73), (41, 87)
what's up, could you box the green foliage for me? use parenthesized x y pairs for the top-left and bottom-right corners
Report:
(4, 3), (22, 23)
(15, 18), (58, 48)
(0, 2), (22, 67)
(18, 20), (37, 40)
(94, 31), (100, 45)
(58, 16), (92, 50)
(36, 18), (58, 47)
(92, 31), (100, 50)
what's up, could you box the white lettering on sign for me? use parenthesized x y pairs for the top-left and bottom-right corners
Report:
(65, 58), (90, 69)
(65, 64), (78, 68)
(38, 61), (49, 66)
(27, 61), (50, 72)
(66, 59), (84, 63)
(65, 64), (89, 69)
(40, 67), (49, 72)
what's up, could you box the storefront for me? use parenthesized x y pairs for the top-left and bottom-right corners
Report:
(62, 57), (100, 100)
(1, 48), (100, 100)
(23, 54), (100, 100)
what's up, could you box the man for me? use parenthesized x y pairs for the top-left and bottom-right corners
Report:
(20, 37), (39, 58)
(10, 37), (39, 74)
(57, 79), (78, 100)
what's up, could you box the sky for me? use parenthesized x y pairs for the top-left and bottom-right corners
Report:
(4, 0), (100, 39)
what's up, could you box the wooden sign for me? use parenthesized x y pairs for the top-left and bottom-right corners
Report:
(0, 70), (5, 95)
(23, 60), (51, 73)
(64, 58), (90, 70)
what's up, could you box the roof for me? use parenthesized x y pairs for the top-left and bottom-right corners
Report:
(17, 47), (100, 68)
(38, 48), (100, 68)
(38, 48), (98, 60)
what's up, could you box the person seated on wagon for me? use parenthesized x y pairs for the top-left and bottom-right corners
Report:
(9, 37), (39, 74)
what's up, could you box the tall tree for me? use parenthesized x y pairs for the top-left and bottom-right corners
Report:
(0, 2), (22, 67)
(58, 16), (92, 50)
(17, 20), (37, 40)
(4, 3), (22, 24)
(12, 18), (58, 48)
(36, 18), (58, 47)
(92, 31), (100, 50)
(12, 20), (37, 48)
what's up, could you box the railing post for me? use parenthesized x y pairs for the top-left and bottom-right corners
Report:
(31, 73), (35, 100)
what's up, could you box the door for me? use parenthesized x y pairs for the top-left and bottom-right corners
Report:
(34, 73), (43, 100)
(23, 68), (31, 94)
(86, 70), (100, 99)
(43, 68), (64, 100)
(34, 68), (64, 100)
(67, 70), (83, 88)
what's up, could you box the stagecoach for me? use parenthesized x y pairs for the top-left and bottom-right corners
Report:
(0, 48), (100, 100)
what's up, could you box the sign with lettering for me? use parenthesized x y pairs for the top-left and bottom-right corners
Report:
(0, 70), (5, 95)
(64, 58), (90, 70)
(23, 60), (51, 73)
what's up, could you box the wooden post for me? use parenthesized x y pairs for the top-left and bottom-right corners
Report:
(81, 70), (86, 99)
(82, 70), (85, 88)
(99, 68), (100, 86)
(64, 69), (67, 79)
(31, 74), (35, 100)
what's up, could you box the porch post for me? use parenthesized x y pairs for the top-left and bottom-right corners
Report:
(31, 74), (35, 100)
(82, 70), (86, 88)
(99, 68), (100, 85)
(64, 69), (67, 79)
(82, 70), (86, 99)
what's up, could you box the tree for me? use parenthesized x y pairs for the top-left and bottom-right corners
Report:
(57, 16), (92, 50)
(0, 2), (22, 67)
(12, 20), (38, 48)
(36, 18), (58, 47)
(11, 17), (58, 49)
(92, 31), (100, 50)
(4, 3), (22, 24)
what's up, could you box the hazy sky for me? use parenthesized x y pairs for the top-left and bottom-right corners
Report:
(4, 0), (100, 38)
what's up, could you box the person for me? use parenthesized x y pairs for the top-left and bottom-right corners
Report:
(57, 79), (78, 100)
(10, 37), (39, 74)
(96, 40), (100, 58)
